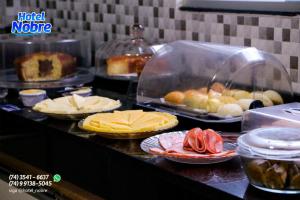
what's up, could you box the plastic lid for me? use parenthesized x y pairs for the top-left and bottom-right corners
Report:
(238, 127), (300, 159)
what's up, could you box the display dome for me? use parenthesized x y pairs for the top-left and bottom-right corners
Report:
(137, 41), (293, 122)
(95, 24), (154, 78)
(0, 33), (93, 89)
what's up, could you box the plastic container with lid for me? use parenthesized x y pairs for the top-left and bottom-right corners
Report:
(237, 127), (300, 194)
(0, 33), (93, 89)
(137, 40), (293, 123)
(242, 102), (300, 131)
(95, 24), (155, 77)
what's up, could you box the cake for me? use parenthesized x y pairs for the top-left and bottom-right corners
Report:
(15, 52), (76, 81)
(106, 54), (151, 75)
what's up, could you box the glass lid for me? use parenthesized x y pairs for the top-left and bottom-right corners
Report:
(95, 24), (155, 77)
(238, 127), (300, 159)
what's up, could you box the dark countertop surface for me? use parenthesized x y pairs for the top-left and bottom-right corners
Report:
(0, 88), (299, 200)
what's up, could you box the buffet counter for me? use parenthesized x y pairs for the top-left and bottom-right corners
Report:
(0, 88), (298, 200)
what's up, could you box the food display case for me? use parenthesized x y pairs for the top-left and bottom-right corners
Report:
(137, 41), (294, 123)
(0, 33), (93, 89)
(94, 24), (154, 80)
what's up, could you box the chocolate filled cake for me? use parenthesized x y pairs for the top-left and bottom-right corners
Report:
(14, 52), (76, 81)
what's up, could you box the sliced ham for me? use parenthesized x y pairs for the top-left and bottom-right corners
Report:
(159, 133), (185, 150)
(152, 128), (235, 160)
(150, 147), (236, 159)
(158, 133), (192, 154)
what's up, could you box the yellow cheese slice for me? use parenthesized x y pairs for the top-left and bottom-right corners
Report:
(82, 110), (178, 134)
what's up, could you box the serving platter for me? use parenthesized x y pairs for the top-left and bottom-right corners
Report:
(78, 119), (177, 139)
(0, 67), (94, 89)
(141, 131), (237, 164)
(33, 104), (122, 121)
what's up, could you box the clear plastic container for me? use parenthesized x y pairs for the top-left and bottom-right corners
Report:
(237, 127), (300, 194)
(137, 41), (293, 122)
(242, 103), (300, 131)
(0, 33), (93, 89)
(95, 24), (154, 77)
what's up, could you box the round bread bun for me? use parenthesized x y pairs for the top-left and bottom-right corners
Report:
(251, 92), (273, 107)
(208, 89), (222, 98)
(184, 89), (199, 96)
(198, 87), (208, 94)
(263, 90), (283, 105)
(237, 99), (255, 111)
(183, 92), (208, 109)
(164, 91), (185, 104)
(217, 104), (243, 117)
(211, 82), (225, 93)
(218, 96), (237, 104)
(206, 98), (224, 113)
(222, 89), (238, 97)
(232, 90), (251, 100)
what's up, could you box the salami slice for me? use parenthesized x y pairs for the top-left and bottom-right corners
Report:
(203, 129), (223, 154)
(183, 128), (206, 153)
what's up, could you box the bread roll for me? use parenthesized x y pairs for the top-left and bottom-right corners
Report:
(208, 89), (222, 98)
(232, 90), (251, 100)
(251, 92), (273, 107)
(198, 87), (208, 94)
(237, 99), (255, 111)
(206, 98), (223, 113)
(217, 104), (243, 117)
(184, 89), (199, 96)
(211, 82), (225, 93)
(263, 90), (283, 105)
(164, 91), (185, 104)
(183, 93), (208, 109)
(218, 96), (237, 104)
(222, 89), (233, 97)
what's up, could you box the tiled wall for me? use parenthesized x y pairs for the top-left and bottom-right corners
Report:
(4, 0), (300, 93)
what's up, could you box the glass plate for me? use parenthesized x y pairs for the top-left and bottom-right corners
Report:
(91, 67), (138, 81)
(78, 119), (177, 139)
(0, 67), (94, 89)
(141, 131), (237, 164)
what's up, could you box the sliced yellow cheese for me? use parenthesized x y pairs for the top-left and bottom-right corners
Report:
(33, 95), (121, 114)
(82, 110), (178, 134)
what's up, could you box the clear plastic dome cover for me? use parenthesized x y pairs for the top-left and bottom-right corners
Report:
(137, 41), (293, 121)
(0, 33), (93, 89)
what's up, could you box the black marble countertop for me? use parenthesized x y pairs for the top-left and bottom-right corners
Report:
(0, 88), (299, 200)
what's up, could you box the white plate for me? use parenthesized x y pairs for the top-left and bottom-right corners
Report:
(141, 131), (237, 164)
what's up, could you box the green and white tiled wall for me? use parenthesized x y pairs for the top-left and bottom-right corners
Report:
(3, 0), (300, 93)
